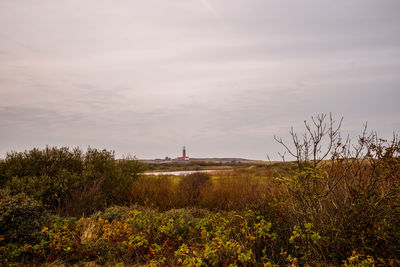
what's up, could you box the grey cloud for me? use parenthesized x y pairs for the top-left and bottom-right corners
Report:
(0, 106), (79, 128)
(0, 0), (399, 159)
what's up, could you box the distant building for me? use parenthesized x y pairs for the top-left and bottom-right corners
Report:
(176, 146), (189, 161)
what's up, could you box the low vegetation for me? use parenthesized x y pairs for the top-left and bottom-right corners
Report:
(0, 115), (399, 266)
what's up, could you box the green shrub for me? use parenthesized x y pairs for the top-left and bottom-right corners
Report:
(95, 205), (131, 221)
(0, 147), (145, 216)
(164, 208), (210, 223)
(0, 190), (52, 244)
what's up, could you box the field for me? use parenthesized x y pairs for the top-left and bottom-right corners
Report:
(1, 131), (399, 266)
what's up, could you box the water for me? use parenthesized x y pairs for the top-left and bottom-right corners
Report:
(142, 169), (227, 176)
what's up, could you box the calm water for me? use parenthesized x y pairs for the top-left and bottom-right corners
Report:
(142, 169), (227, 176)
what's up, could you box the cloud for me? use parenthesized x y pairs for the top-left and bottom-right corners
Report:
(0, 0), (399, 159)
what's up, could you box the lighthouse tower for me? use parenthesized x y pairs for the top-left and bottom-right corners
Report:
(177, 146), (189, 160)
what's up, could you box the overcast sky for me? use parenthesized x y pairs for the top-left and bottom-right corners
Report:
(0, 0), (399, 160)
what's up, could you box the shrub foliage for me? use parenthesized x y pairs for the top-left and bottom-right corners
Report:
(0, 147), (144, 216)
(0, 190), (52, 244)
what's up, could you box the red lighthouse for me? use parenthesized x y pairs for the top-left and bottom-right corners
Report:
(177, 146), (189, 160)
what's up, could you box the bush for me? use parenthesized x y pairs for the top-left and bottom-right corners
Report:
(0, 147), (145, 216)
(274, 114), (400, 263)
(164, 208), (210, 223)
(1, 207), (279, 265)
(0, 190), (52, 244)
(95, 205), (131, 221)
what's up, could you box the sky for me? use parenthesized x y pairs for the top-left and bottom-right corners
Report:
(0, 0), (399, 160)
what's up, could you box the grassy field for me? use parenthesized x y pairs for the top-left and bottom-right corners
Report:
(142, 160), (265, 172)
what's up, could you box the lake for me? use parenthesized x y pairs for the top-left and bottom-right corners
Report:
(142, 169), (227, 176)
